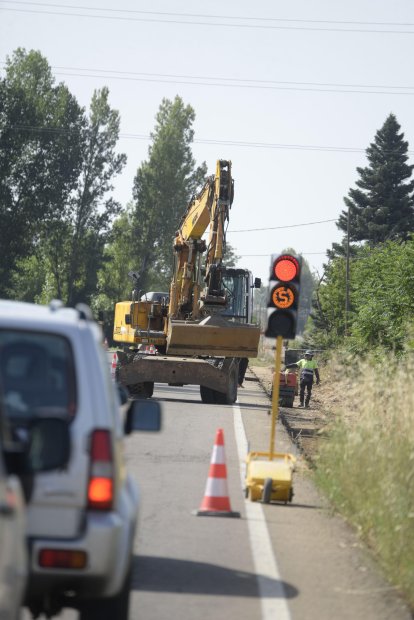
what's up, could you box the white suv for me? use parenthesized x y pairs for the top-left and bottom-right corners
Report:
(0, 403), (28, 620)
(0, 299), (161, 619)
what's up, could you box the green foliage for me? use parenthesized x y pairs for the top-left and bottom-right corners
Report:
(296, 255), (317, 334)
(96, 204), (137, 304)
(222, 242), (240, 268)
(129, 96), (207, 292)
(0, 48), (84, 297)
(0, 50), (125, 306)
(309, 114), (414, 354)
(309, 257), (347, 344)
(308, 239), (414, 354)
(315, 353), (414, 607)
(348, 240), (414, 353)
(62, 86), (126, 306)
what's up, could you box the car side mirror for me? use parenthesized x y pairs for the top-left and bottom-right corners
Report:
(254, 277), (261, 289)
(124, 400), (162, 435)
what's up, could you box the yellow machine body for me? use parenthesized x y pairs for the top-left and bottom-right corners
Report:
(113, 301), (167, 347)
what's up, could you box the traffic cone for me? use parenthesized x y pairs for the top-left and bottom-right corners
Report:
(111, 352), (118, 378)
(194, 429), (240, 518)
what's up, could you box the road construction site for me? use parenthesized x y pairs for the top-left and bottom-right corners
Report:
(129, 372), (411, 620)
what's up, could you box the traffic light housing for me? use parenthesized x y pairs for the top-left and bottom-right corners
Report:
(265, 254), (301, 339)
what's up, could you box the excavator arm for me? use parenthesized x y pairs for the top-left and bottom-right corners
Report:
(169, 159), (233, 321)
(166, 160), (260, 357)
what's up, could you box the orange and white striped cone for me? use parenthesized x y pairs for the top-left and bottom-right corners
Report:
(111, 352), (118, 379)
(194, 428), (240, 518)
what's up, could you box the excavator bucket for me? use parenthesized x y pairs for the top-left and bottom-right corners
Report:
(166, 315), (260, 357)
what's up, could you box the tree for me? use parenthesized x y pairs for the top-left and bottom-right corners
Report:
(130, 96), (207, 292)
(306, 238), (414, 353)
(62, 87), (126, 306)
(349, 240), (414, 353)
(12, 87), (126, 307)
(222, 242), (240, 268)
(94, 203), (137, 306)
(337, 114), (414, 246)
(305, 257), (348, 348)
(0, 48), (84, 297)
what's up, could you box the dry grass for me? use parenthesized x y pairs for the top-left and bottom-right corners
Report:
(314, 353), (414, 608)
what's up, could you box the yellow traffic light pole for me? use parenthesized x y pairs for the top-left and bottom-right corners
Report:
(245, 334), (296, 503)
(244, 253), (298, 503)
(269, 336), (283, 460)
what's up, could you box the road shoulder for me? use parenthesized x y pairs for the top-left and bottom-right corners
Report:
(238, 366), (412, 620)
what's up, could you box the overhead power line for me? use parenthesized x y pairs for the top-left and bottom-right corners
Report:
(49, 65), (414, 92)
(7, 125), (414, 155)
(2, 62), (413, 96)
(2, 1), (414, 28)
(45, 71), (414, 96)
(228, 219), (337, 233)
(2, 62), (412, 96)
(4, 63), (408, 96)
(1, 2), (413, 33)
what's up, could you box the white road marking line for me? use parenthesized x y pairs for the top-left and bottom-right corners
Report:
(233, 405), (292, 620)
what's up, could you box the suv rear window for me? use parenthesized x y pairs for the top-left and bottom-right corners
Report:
(0, 330), (76, 420)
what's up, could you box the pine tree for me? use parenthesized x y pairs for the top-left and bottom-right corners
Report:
(337, 114), (414, 245)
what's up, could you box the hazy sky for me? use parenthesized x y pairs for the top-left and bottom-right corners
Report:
(2, 0), (414, 284)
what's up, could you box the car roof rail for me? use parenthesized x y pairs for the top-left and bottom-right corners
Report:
(49, 299), (64, 312)
(75, 303), (94, 321)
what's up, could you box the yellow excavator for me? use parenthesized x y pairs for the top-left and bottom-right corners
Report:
(113, 160), (261, 403)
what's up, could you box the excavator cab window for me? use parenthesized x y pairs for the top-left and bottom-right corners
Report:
(221, 271), (249, 323)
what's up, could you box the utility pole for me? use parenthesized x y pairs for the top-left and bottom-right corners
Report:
(345, 205), (350, 336)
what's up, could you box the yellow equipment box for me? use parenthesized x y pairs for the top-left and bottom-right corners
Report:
(245, 451), (296, 504)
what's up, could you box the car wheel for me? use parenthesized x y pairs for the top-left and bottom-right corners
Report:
(79, 563), (132, 620)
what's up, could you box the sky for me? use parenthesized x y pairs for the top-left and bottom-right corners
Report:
(1, 0), (414, 285)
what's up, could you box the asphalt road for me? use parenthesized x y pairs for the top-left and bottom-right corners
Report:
(23, 367), (412, 619)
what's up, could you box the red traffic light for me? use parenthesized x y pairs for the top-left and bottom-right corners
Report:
(273, 255), (300, 282)
(266, 253), (301, 339)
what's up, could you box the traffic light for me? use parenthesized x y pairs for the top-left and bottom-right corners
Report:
(265, 253), (301, 339)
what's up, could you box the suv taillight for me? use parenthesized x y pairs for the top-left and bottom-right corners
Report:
(87, 430), (114, 511)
